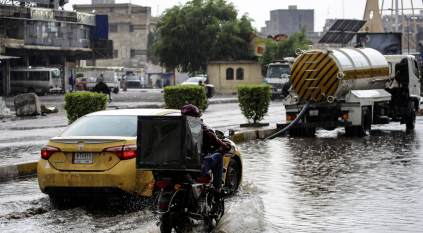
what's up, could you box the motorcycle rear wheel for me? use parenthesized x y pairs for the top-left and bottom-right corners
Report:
(205, 197), (225, 231)
(159, 213), (173, 233)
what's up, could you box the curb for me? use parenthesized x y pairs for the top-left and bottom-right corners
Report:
(0, 125), (276, 180)
(6, 99), (239, 111)
(0, 161), (38, 180)
(229, 128), (279, 144)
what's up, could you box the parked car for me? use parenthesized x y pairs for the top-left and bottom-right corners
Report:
(75, 77), (87, 90)
(180, 77), (207, 86)
(125, 74), (141, 88)
(37, 109), (243, 208)
(86, 76), (120, 94)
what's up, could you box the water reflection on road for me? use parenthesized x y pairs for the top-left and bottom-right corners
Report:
(239, 122), (423, 232)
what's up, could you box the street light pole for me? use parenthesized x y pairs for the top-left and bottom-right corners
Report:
(405, 15), (409, 55)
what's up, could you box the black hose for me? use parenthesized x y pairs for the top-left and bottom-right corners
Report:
(265, 100), (315, 139)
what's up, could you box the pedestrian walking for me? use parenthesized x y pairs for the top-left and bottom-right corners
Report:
(93, 75), (112, 101)
(68, 74), (75, 93)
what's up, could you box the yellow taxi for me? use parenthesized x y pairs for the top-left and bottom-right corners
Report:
(37, 109), (242, 206)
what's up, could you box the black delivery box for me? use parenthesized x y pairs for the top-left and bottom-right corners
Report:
(136, 115), (203, 171)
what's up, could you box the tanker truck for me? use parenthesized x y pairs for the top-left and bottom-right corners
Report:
(273, 45), (420, 137)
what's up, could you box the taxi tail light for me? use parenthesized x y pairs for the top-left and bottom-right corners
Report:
(103, 145), (137, 160)
(41, 145), (61, 160)
(156, 181), (170, 188)
(122, 145), (137, 160)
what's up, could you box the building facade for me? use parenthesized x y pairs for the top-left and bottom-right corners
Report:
(207, 61), (262, 94)
(0, 3), (110, 96)
(260, 5), (314, 38)
(74, 1), (158, 69)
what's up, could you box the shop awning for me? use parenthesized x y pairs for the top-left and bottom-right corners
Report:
(145, 72), (174, 75)
(0, 55), (20, 59)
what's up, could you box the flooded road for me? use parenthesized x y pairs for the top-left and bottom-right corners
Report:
(2, 118), (423, 232)
(239, 119), (423, 232)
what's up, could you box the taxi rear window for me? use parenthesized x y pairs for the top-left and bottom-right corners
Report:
(60, 116), (137, 137)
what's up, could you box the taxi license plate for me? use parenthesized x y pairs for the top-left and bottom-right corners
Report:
(73, 152), (93, 164)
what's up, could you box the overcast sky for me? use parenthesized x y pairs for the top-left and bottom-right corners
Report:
(65, 0), (422, 32)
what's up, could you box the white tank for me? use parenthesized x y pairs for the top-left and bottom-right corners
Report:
(290, 47), (390, 103)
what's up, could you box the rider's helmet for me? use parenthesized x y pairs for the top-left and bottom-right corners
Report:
(181, 104), (200, 117)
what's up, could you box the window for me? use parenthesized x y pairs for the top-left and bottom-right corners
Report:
(40, 71), (49, 81)
(130, 25), (134, 32)
(109, 25), (117, 33)
(51, 70), (60, 79)
(226, 68), (234, 80)
(413, 60), (419, 77)
(28, 71), (40, 81)
(236, 68), (244, 80)
(388, 62), (392, 75)
(11, 71), (18, 81)
(60, 116), (138, 137)
(130, 50), (147, 57)
(114, 50), (118, 58)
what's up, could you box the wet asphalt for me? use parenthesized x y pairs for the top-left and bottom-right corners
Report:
(1, 89), (423, 232)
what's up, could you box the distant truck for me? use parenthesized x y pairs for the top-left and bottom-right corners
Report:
(264, 60), (292, 100)
(86, 72), (120, 94)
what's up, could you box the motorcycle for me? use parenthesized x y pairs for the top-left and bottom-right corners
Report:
(148, 130), (236, 233)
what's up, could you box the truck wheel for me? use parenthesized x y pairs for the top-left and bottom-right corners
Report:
(406, 109), (416, 130)
(114, 87), (119, 94)
(356, 107), (371, 136)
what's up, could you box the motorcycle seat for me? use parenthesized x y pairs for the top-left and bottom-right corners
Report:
(198, 170), (213, 183)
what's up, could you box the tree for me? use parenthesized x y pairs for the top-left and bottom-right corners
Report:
(153, 0), (254, 74)
(259, 26), (313, 76)
(147, 29), (160, 65)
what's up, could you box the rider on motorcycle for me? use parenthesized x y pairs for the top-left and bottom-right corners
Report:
(181, 104), (230, 196)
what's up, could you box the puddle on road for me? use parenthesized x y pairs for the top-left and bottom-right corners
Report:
(0, 178), (269, 233)
(2, 121), (423, 232)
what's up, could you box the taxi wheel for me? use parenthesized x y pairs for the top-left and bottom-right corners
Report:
(226, 159), (239, 194)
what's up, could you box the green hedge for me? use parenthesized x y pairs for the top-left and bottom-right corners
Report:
(76, 73), (84, 78)
(163, 85), (206, 114)
(236, 85), (271, 123)
(63, 92), (108, 125)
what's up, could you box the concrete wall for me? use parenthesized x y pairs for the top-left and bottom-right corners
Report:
(207, 61), (262, 94)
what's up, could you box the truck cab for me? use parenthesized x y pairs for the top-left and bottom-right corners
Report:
(265, 60), (291, 100)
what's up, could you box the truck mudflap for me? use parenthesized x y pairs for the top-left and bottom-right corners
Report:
(277, 121), (352, 129)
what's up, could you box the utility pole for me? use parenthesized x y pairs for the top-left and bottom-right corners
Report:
(395, 0), (399, 32)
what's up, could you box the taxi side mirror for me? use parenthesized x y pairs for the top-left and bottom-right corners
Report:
(215, 130), (225, 139)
